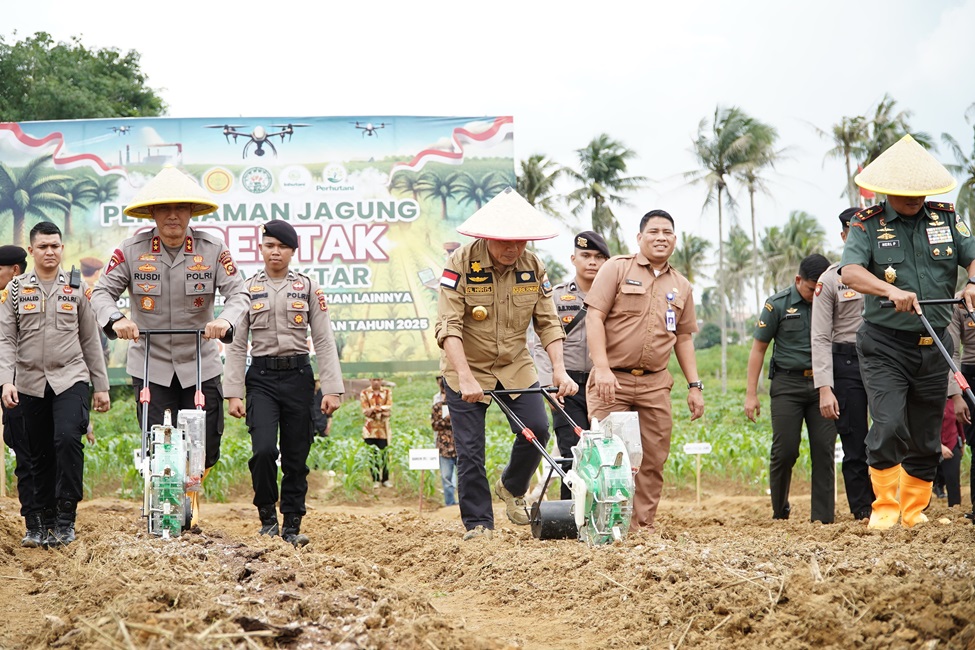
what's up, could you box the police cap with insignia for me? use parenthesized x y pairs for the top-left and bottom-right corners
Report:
(262, 219), (299, 250)
(855, 134), (956, 197)
(0, 245), (27, 270)
(838, 207), (860, 229)
(574, 230), (610, 258)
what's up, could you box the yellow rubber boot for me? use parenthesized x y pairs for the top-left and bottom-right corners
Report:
(867, 465), (901, 530)
(899, 469), (932, 528)
(190, 467), (212, 528)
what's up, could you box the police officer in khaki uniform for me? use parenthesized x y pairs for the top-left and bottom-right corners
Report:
(91, 167), (249, 524)
(811, 208), (873, 521)
(586, 210), (704, 534)
(436, 188), (577, 541)
(841, 135), (975, 529)
(225, 220), (342, 547)
(530, 230), (609, 499)
(0, 222), (110, 547)
(747, 254), (837, 523)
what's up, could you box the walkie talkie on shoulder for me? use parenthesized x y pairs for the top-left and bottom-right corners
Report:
(69, 265), (81, 289)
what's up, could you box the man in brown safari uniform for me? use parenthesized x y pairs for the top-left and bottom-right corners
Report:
(586, 209), (705, 534)
(90, 166), (249, 524)
(436, 188), (578, 541)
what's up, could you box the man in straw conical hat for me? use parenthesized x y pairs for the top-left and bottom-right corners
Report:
(840, 134), (973, 530)
(434, 187), (578, 541)
(90, 166), (250, 529)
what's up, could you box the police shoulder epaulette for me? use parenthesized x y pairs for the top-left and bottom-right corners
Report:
(856, 204), (882, 221)
(927, 201), (955, 213)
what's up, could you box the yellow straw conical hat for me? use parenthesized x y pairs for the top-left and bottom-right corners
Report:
(855, 134), (956, 197)
(123, 166), (220, 218)
(456, 187), (558, 241)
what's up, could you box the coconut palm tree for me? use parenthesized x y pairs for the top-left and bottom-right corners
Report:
(671, 232), (712, 284)
(416, 170), (464, 220)
(686, 105), (755, 392)
(942, 103), (975, 228)
(813, 115), (869, 207)
(864, 93), (934, 164)
(723, 225), (754, 344)
(762, 211), (829, 292)
(516, 154), (565, 221)
(60, 175), (99, 237)
(733, 117), (783, 314)
(0, 154), (71, 247)
(456, 171), (506, 211)
(564, 134), (646, 254)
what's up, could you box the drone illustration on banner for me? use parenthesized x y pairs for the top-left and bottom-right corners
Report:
(108, 126), (131, 135)
(204, 123), (311, 158)
(351, 121), (387, 137)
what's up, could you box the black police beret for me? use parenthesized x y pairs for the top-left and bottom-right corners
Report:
(573, 230), (610, 258)
(262, 220), (298, 250)
(0, 245), (27, 269)
(838, 207), (860, 229)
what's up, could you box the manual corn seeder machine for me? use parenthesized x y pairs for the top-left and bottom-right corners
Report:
(133, 328), (232, 539)
(485, 387), (640, 545)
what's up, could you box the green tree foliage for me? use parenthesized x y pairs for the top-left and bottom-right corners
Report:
(671, 232), (712, 284)
(863, 93), (934, 165)
(0, 154), (71, 246)
(456, 171), (506, 211)
(761, 210), (829, 293)
(687, 105), (756, 392)
(416, 171), (464, 220)
(516, 154), (566, 222)
(814, 115), (869, 207)
(723, 224), (755, 344)
(942, 103), (975, 227)
(0, 31), (165, 121)
(564, 134), (646, 254)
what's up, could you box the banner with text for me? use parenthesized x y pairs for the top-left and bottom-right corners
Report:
(0, 116), (515, 379)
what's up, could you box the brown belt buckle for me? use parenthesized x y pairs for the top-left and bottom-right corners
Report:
(803, 369), (814, 377)
(631, 369), (645, 376)
(918, 336), (934, 346)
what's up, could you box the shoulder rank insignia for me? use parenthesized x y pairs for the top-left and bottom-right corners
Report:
(926, 201), (954, 213)
(471, 261), (482, 273)
(764, 302), (773, 312)
(856, 204), (882, 221)
(0, 289), (6, 304)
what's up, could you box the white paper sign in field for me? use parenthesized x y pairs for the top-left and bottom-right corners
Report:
(682, 442), (713, 455)
(835, 441), (844, 464)
(409, 448), (440, 471)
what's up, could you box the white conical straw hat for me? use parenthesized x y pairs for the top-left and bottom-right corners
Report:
(456, 187), (558, 241)
(123, 166), (220, 218)
(855, 134), (957, 197)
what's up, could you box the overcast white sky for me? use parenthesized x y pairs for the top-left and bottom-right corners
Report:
(6, 0), (975, 297)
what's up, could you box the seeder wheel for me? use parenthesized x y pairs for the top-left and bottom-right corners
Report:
(530, 500), (578, 540)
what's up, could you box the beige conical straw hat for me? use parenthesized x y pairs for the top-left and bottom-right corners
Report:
(855, 134), (957, 197)
(123, 166), (220, 218)
(456, 187), (558, 240)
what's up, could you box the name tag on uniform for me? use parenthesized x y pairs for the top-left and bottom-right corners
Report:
(784, 313), (801, 320)
(625, 279), (642, 286)
(665, 308), (676, 332)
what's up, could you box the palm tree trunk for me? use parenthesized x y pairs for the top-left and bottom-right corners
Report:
(749, 187), (760, 316)
(13, 212), (25, 248)
(844, 148), (856, 208)
(718, 187), (727, 394)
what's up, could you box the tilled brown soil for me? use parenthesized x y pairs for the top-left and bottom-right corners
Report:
(1, 487), (973, 650)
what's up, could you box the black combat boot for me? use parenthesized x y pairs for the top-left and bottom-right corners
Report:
(258, 505), (279, 537)
(281, 513), (309, 547)
(50, 500), (77, 547)
(41, 507), (57, 548)
(21, 513), (45, 548)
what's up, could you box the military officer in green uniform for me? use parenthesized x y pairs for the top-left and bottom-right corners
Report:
(746, 254), (837, 523)
(840, 134), (975, 530)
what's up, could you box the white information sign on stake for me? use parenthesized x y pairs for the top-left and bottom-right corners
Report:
(409, 448), (440, 471)
(683, 442), (713, 455)
(834, 441), (845, 464)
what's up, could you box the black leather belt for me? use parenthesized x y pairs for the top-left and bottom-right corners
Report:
(611, 368), (659, 376)
(251, 354), (310, 370)
(831, 342), (857, 355)
(866, 322), (942, 346)
(567, 370), (590, 383)
(961, 363), (975, 376)
(775, 367), (814, 377)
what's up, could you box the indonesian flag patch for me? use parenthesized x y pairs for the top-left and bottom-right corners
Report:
(440, 269), (460, 290)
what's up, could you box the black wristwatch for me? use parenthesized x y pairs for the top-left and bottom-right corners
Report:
(108, 311), (125, 325)
(687, 381), (704, 391)
(104, 311), (125, 340)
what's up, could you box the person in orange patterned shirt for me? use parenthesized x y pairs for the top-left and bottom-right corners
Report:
(361, 377), (393, 487)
